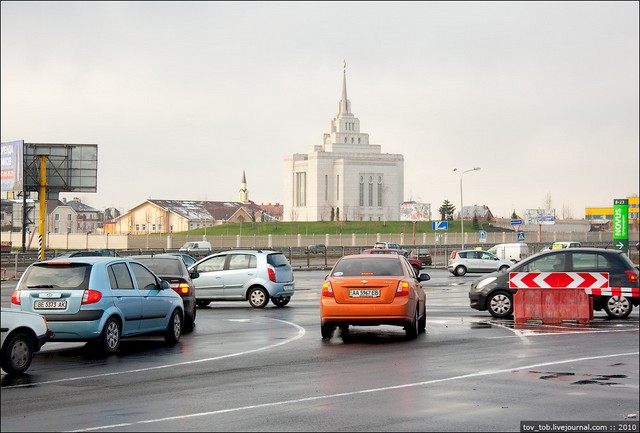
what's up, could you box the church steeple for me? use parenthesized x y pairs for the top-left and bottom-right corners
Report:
(239, 170), (249, 204)
(339, 60), (351, 115)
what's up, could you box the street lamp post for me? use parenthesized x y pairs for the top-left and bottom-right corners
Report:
(453, 167), (481, 249)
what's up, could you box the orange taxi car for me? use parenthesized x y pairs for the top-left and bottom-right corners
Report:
(320, 254), (430, 340)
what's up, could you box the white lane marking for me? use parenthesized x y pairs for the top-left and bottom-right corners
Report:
(2, 319), (305, 389)
(487, 321), (531, 344)
(69, 351), (639, 432)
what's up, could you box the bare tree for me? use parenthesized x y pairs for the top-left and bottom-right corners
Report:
(562, 203), (573, 220)
(543, 192), (553, 210)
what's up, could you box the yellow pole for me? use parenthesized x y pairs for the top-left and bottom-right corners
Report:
(39, 155), (48, 260)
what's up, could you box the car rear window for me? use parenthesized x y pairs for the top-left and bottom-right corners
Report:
(267, 253), (290, 267)
(136, 258), (183, 275)
(333, 258), (403, 277)
(19, 262), (91, 290)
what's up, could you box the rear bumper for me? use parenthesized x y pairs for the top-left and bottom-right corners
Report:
(268, 283), (295, 298)
(321, 297), (413, 325)
(35, 329), (54, 352)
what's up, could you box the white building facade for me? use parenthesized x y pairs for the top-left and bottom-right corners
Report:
(283, 65), (404, 222)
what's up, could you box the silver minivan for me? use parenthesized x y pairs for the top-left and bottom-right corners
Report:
(189, 249), (295, 308)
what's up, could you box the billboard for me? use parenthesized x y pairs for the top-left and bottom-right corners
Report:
(524, 208), (555, 225)
(1, 140), (24, 192)
(400, 202), (431, 222)
(22, 143), (98, 193)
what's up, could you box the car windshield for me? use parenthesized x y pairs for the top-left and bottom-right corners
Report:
(332, 257), (403, 277)
(19, 263), (91, 290)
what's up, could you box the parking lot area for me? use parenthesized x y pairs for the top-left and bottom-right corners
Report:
(2, 269), (638, 432)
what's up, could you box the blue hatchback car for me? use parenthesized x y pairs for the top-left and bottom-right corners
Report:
(11, 257), (184, 354)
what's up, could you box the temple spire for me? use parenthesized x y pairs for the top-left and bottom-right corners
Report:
(339, 60), (351, 115)
(239, 170), (249, 203)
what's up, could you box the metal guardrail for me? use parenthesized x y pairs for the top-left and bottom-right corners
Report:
(2, 242), (638, 281)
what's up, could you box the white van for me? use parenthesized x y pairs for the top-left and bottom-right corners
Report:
(179, 241), (212, 254)
(487, 243), (529, 263)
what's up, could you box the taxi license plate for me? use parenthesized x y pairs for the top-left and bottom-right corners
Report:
(34, 300), (67, 310)
(349, 289), (380, 298)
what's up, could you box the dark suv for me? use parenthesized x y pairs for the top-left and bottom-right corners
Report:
(469, 248), (639, 319)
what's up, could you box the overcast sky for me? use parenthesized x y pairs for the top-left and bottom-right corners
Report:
(2, 1), (638, 220)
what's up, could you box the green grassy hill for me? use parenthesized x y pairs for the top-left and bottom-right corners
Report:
(181, 220), (509, 236)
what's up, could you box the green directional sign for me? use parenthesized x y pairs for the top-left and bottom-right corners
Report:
(613, 199), (628, 253)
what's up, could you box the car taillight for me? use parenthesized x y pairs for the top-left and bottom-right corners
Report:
(171, 282), (191, 295)
(322, 281), (334, 297)
(82, 289), (102, 305)
(268, 267), (276, 283)
(396, 281), (409, 296)
(11, 290), (21, 305)
(451, 250), (458, 259)
(624, 270), (638, 284)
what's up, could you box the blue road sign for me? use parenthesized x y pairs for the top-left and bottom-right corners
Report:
(517, 231), (525, 241)
(511, 219), (523, 225)
(432, 221), (449, 231)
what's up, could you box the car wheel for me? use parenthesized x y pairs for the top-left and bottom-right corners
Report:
(405, 308), (419, 340)
(1, 332), (33, 375)
(454, 265), (467, 276)
(321, 323), (335, 339)
(99, 316), (121, 354)
(412, 265), (420, 275)
(184, 307), (196, 333)
(487, 291), (513, 318)
(164, 309), (182, 344)
(418, 305), (426, 332)
(499, 265), (510, 272)
(196, 300), (211, 308)
(271, 296), (290, 307)
(248, 288), (269, 308)
(603, 296), (633, 319)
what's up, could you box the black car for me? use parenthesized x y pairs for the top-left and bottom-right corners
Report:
(469, 248), (639, 319)
(131, 254), (198, 332)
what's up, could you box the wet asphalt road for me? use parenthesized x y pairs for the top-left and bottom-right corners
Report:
(1, 269), (638, 432)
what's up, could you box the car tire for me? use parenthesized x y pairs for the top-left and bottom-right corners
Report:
(184, 307), (196, 333)
(499, 265), (510, 272)
(164, 309), (182, 344)
(603, 296), (633, 319)
(418, 305), (426, 332)
(454, 265), (467, 276)
(412, 265), (420, 275)
(321, 323), (335, 339)
(405, 308), (419, 340)
(271, 297), (290, 307)
(487, 291), (513, 318)
(1, 332), (34, 375)
(248, 288), (269, 308)
(99, 316), (121, 355)
(196, 300), (211, 308)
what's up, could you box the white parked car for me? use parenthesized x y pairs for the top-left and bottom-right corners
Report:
(1, 308), (53, 375)
(448, 249), (513, 277)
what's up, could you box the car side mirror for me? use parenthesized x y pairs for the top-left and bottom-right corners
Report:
(190, 270), (200, 279)
(160, 280), (171, 290)
(419, 273), (430, 282)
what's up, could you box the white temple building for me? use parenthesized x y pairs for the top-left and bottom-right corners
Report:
(283, 64), (404, 222)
